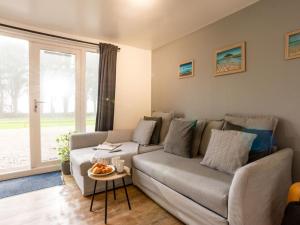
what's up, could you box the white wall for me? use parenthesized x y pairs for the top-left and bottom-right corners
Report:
(114, 45), (151, 129)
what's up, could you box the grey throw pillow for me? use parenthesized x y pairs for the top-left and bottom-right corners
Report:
(164, 119), (197, 158)
(152, 111), (174, 144)
(201, 129), (257, 174)
(222, 121), (244, 131)
(191, 120), (206, 157)
(144, 116), (162, 145)
(132, 119), (157, 145)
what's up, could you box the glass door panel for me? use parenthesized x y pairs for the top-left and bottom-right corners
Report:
(39, 49), (76, 162)
(0, 34), (83, 179)
(85, 52), (99, 132)
(0, 35), (30, 174)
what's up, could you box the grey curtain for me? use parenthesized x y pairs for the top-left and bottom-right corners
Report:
(95, 43), (118, 131)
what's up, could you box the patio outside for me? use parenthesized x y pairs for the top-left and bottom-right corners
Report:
(0, 117), (95, 174)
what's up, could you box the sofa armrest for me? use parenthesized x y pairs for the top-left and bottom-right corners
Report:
(70, 132), (108, 150)
(228, 148), (293, 225)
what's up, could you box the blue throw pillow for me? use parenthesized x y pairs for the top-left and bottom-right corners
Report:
(242, 128), (274, 153)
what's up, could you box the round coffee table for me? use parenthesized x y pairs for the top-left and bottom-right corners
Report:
(88, 166), (131, 224)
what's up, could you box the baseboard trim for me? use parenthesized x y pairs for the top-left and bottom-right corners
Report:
(0, 165), (60, 181)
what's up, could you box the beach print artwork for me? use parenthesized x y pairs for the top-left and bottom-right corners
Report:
(179, 60), (193, 78)
(215, 42), (246, 76)
(286, 29), (300, 60)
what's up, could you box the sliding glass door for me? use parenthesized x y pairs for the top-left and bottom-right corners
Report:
(0, 31), (99, 179)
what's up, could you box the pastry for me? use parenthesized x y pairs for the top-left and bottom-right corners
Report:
(91, 163), (113, 174)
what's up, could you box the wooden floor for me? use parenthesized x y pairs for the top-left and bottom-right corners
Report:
(0, 175), (183, 225)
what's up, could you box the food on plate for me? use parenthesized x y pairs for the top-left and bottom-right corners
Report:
(91, 163), (113, 175)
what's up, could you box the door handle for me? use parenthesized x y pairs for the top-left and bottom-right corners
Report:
(34, 99), (45, 112)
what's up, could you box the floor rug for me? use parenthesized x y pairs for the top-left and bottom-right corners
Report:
(0, 171), (63, 199)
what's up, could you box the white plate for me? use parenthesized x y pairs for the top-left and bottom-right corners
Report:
(88, 165), (115, 176)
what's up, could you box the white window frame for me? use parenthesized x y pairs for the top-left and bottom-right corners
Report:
(0, 27), (99, 180)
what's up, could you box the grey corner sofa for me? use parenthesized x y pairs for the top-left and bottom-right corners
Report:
(131, 117), (293, 225)
(70, 117), (293, 225)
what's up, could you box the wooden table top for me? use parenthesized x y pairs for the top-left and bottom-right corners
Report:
(88, 166), (131, 181)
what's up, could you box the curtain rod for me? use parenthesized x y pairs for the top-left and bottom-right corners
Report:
(0, 23), (121, 51)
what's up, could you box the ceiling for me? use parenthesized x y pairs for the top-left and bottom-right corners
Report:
(0, 0), (259, 49)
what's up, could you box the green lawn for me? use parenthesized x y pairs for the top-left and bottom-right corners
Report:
(0, 117), (95, 129)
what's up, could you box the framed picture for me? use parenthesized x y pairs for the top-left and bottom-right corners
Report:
(179, 60), (193, 78)
(285, 29), (300, 60)
(215, 42), (246, 76)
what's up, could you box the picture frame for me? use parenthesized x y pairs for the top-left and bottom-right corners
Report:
(285, 29), (300, 60)
(179, 60), (194, 78)
(214, 42), (246, 76)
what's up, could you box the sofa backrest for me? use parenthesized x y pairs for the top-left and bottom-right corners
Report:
(224, 114), (278, 132)
(70, 131), (108, 150)
(191, 120), (206, 157)
(157, 113), (279, 158)
(106, 129), (133, 143)
(199, 120), (224, 156)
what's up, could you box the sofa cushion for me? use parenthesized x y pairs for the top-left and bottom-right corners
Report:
(105, 129), (133, 143)
(222, 121), (244, 131)
(132, 150), (233, 217)
(201, 129), (257, 174)
(70, 132), (108, 150)
(70, 148), (95, 176)
(199, 120), (224, 156)
(223, 121), (276, 162)
(152, 111), (174, 144)
(132, 119), (157, 145)
(138, 145), (164, 154)
(243, 128), (274, 153)
(224, 114), (278, 131)
(144, 116), (163, 145)
(164, 119), (196, 158)
(192, 120), (206, 157)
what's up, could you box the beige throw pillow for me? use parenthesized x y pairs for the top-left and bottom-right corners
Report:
(199, 120), (224, 156)
(201, 129), (257, 174)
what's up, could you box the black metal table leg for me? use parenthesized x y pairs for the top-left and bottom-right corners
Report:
(122, 177), (131, 210)
(105, 181), (108, 224)
(113, 180), (116, 200)
(90, 180), (97, 212)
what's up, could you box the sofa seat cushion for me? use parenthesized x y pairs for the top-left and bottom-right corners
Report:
(132, 150), (233, 218)
(138, 145), (164, 154)
(70, 148), (95, 176)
